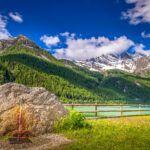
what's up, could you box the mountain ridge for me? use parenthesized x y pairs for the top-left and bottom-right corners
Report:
(74, 52), (150, 75)
(0, 34), (57, 62)
(0, 35), (150, 104)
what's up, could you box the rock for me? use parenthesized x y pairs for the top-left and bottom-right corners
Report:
(0, 83), (68, 137)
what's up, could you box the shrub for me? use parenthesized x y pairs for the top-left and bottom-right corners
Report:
(54, 111), (90, 131)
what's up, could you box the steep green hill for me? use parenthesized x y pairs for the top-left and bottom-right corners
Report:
(0, 52), (150, 104)
(0, 63), (14, 84)
(0, 35), (150, 104)
(0, 34), (57, 62)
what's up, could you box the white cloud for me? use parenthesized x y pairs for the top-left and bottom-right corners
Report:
(0, 14), (11, 39)
(60, 32), (76, 39)
(125, 0), (138, 3)
(141, 31), (150, 38)
(134, 44), (150, 55)
(70, 33), (76, 38)
(9, 12), (23, 23)
(40, 35), (60, 47)
(54, 48), (67, 59)
(53, 35), (134, 60)
(60, 32), (69, 37)
(122, 0), (150, 25)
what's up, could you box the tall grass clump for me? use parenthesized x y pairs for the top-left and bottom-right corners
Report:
(54, 111), (90, 132)
(53, 116), (150, 150)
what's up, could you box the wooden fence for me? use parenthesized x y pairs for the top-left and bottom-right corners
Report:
(64, 104), (150, 119)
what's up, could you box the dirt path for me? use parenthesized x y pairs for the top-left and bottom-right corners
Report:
(0, 134), (71, 150)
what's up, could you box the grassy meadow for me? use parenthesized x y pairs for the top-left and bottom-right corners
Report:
(53, 116), (150, 150)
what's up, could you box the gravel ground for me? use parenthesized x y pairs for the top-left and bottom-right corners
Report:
(0, 134), (71, 150)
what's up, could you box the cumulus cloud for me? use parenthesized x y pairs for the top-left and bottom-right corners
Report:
(53, 35), (134, 60)
(141, 31), (150, 38)
(40, 35), (60, 47)
(122, 0), (150, 25)
(60, 32), (69, 37)
(60, 32), (76, 39)
(134, 44), (150, 55)
(9, 12), (23, 23)
(0, 14), (11, 39)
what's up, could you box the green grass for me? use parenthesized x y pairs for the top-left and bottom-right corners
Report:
(53, 116), (150, 150)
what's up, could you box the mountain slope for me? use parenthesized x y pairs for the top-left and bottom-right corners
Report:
(0, 34), (56, 62)
(134, 55), (150, 77)
(0, 35), (150, 104)
(0, 63), (14, 84)
(74, 52), (150, 74)
(1, 53), (150, 104)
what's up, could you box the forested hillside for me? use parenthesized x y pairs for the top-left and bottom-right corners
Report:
(0, 51), (150, 104)
(0, 63), (14, 84)
(0, 35), (150, 104)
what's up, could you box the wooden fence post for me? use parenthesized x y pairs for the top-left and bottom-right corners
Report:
(95, 105), (97, 118)
(71, 104), (74, 110)
(139, 104), (141, 115)
(120, 104), (123, 117)
(64, 104), (150, 119)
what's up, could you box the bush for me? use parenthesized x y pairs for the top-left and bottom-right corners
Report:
(54, 111), (90, 131)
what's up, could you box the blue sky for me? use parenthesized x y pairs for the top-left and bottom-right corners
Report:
(0, 0), (150, 60)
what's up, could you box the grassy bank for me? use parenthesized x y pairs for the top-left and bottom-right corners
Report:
(53, 116), (150, 150)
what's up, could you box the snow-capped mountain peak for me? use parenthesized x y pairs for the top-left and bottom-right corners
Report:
(74, 52), (147, 73)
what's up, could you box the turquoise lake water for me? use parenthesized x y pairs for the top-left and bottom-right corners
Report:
(66, 106), (150, 117)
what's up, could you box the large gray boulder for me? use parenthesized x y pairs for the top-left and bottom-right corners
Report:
(0, 83), (68, 137)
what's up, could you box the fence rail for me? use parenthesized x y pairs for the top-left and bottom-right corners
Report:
(64, 104), (150, 119)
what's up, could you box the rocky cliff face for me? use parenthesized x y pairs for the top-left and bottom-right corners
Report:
(0, 83), (68, 137)
(134, 56), (150, 71)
